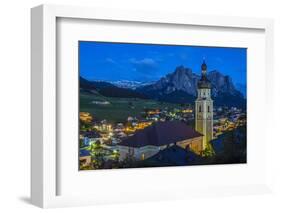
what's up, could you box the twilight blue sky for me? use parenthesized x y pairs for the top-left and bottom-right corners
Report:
(79, 41), (247, 85)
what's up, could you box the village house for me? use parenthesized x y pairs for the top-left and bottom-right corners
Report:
(79, 112), (93, 123)
(79, 149), (91, 168)
(80, 130), (102, 146)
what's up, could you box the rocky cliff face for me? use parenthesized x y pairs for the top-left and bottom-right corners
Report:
(142, 66), (198, 96)
(207, 70), (240, 97)
(137, 66), (245, 107)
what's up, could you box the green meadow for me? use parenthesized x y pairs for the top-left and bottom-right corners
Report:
(80, 92), (181, 123)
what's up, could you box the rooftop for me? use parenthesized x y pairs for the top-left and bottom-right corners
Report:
(145, 145), (202, 166)
(118, 121), (202, 148)
(80, 130), (101, 138)
(80, 149), (90, 157)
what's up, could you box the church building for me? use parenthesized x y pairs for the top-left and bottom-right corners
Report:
(117, 121), (203, 161)
(195, 60), (214, 150)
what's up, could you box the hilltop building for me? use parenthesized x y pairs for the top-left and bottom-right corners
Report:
(195, 60), (214, 150)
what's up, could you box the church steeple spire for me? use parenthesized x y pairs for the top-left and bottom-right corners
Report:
(201, 59), (207, 72)
(198, 59), (211, 89)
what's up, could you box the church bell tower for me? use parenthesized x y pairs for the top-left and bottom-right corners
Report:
(195, 60), (213, 150)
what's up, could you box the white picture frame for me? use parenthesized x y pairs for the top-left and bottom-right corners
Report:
(31, 4), (274, 208)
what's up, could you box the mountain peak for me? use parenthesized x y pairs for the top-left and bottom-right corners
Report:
(137, 65), (245, 107)
(208, 69), (220, 74)
(140, 66), (197, 96)
(174, 66), (192, 75)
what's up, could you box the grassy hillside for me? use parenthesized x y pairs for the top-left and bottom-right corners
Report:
(80, 76), (147, 99)
(80, 92), (182, 123)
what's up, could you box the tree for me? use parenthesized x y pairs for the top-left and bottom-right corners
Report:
(120, 155), (137, 168)
(79, 139), (84, 148)
(109, 150), (120, 169)
(112, 150), (120, 162)
(202, 145), (215, 157)
(211, 126), (247, 164)
(89, 140), (106, 169)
